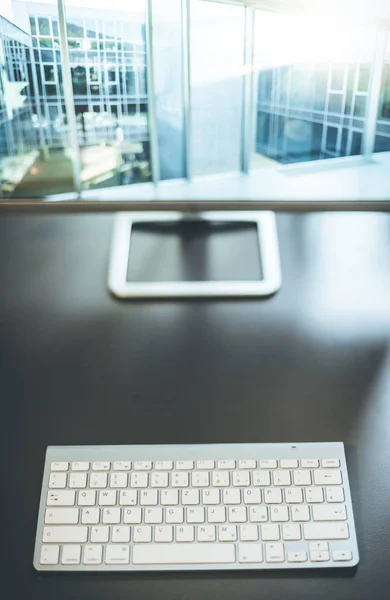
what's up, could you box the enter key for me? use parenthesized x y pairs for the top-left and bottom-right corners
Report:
(312, 504), (347, 521)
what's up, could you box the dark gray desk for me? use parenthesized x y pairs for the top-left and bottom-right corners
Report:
(1, 212), (390, 600)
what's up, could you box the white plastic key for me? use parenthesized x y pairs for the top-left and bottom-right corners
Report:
(90, 473), (107, 489)
(49, 473), (67, 489)
(314, 470), (342, 485)
(43, 526), (88, 543)
(83, 545), (102, 565)
(312, 504), (347, 521)
(105, 545), (130, 564)
(61, 545), (81, 565)
(47, 490), (75, 506)
(69, 473), (87, 489)
(132, 544), (235, 564)
(51, 462), (68, 472)
(111, 526), (130, 543)
(40, 545), (60, 565)
(45, 508), (79, 524)
(238, 543), (263, 563)
(303, 522), (349, 540)
(266, 543), (284, 562)
(78, 490), (96, 506)
(71, 462), (89, 471)
(90, 527), (109, 543)
(81, 508), (100, 524)
(92, 462), (110, 471)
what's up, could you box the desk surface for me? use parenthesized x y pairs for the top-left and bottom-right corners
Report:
(1, 212), (390, 600)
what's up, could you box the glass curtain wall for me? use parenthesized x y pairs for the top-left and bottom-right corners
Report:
(189, 0), (245, 177)
(253, 10), (376, 166)
(375, 32), (390, 152)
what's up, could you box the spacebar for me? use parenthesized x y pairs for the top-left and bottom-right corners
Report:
(133, 544), (235, 565)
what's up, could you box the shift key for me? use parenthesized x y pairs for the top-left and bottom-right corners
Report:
(43, 526), (88, 543)
(304, 523), (349, 540)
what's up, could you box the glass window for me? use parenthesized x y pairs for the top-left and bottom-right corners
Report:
(190, 0), (245, 176)
(44, 65), (55, 82)
(29, 17), (36, 36)
(152, 0), (185, 180)
(353, 95), (366, 118)
(38, 17), (50, 36)
(253, 10), (375, 165)
(52, 20), (59, 37)
(374, 34), (390, 153)
(67, 20), (84, 39)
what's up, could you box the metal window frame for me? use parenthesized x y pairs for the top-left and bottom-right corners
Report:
(145, 0), (160, 184)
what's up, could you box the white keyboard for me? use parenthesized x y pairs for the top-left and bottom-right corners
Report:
(34, 443), (359, 571)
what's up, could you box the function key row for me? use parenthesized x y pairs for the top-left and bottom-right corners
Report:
(51, 459), (341, 472)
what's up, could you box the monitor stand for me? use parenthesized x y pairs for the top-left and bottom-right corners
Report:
(108, 211), (281, 298)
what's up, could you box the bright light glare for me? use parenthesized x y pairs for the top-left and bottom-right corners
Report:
(255, 11), (376, 69)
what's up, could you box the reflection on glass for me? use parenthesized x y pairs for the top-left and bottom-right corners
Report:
(63, 0), (151, 190)
(190, 0), (245, 176)
(375, 33), (390, 153)
(253, 11), (376, 165)
(152, 0), (185, 180)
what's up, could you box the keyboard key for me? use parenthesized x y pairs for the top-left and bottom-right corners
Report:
(198, 525), (216, 542)
(252, 471), (271, 486)
(309, 542), (329, 552)
(172, 472), (189, 487)
(217, 460), (235, 469)
(208, 507), (226, 523)
(187, 507), (205, 523)
(83, 545), (102, 565)
(326, 487), (345, 503)
(130, 472), (149, 488)
(264, 488), (282, 504)
(113, 461), (131, 471)
(49, 473), (67, 489)
(288, 551), (307, 563)
(228, 506), (247, 523)
(123, 508), (142, 524)
(314, 470), (342, 486)
(134, 462), (152, 471)
(240, 525), (259, 541)
(155, 526), (173, 542)
(155, 461), (173, 470)
(192, 471), (210, 487)
(238, 543), (263, 563)
(312, 504), (347, 521)
(161, 489), (179, 506)
(40, 544), (60, 565)
(61, 545), (81, 565)
(105, 545), (130, 564)
(273, 470), (291, 486)
(69, 473), (87, 489)
(90, 473), (107, 489)
(219, 525), (237, 541)
(78, 490), (96, 506)
(92, 462), (110, 471)
(291, 506), (310, 522)
(98, 490), (117, 506)
(102, 507), (121, 524)
(249, 506), (268, 523)
(243, 488), (261, 504)
(119, 490), (137, 506)
(182, 489), (200, 505)
(90, 526), (109, 543)
(261, 525), (280, 541)
(43, 526), (88, 543)
(196, 461), (215, 469)
(305, 487), (324, 503)
(47, 490), (75, 506)
(239, 460), (256, 469)
(140, 490), (158, 506)
(133, 544), (235, 564)
(133, 526), (152, 543)
(333, 550), (353, 562)
(145, 507), (163, 524)
(110, 473), (128, 488)
(81, 508), (100, 524)
(177, 525), (194, 542)
(301, 459), (319, 468)
(45, 508), (79, 524)
(232, 471), (250, 487)
(270, 506), (289, 522)
(223, 489), (241, 505)
(293, 470), (311, 486)
(280, 459), (298, 469)
(285, 488), (303, 503)
(112, 526), (130, 542)
(151, 472), (169, 488)
(282, 524), (301, 541)
(259, 460), (277, 469)
(165, 507), (184, 523)
(51, 462), (68, 472)
(304, 522), (349, 540)
(212, 471), (230, 487)
(71, 462), (89, 471)
(321, 459), (340, 468)
(266, 543), (284, 563)
(310, 551), (330, 562)
(176, 461), (194, 470)
(203, 489), (220, 505)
